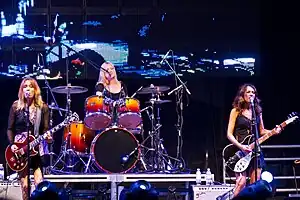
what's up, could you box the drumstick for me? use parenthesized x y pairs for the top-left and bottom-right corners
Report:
(131, 86), (143, 98)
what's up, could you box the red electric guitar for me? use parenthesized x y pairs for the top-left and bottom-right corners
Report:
(5, 112), (79, 172)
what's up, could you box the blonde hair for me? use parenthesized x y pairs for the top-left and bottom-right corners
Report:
(16, 77), (44, 110)
(97, 61), (117, 86)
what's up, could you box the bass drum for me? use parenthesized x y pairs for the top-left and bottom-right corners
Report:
(90, 128), (140, 173)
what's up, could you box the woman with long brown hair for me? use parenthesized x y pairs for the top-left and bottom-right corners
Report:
(226, 83), (282, 197)
(7, 77), (52, 199)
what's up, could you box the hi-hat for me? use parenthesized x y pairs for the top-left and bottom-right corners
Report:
(52, 85), (88, 94)
(137, 84), (170, 94)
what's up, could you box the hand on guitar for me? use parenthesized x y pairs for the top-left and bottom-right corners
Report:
(10, 144), (18, 153)
(240, 145), (252, 153)
(273, 125), (283, 135)
(45, 133), (53, 143)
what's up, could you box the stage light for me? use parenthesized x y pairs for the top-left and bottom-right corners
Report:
(121, 180), (159, 200)
(31, 180), (60, 200)
(232, 180), (273, 200)
(129, 180), (152, 192)
(261, 171), (274, 183)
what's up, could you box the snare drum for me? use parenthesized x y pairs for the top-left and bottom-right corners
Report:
(117, 98), (142, 129)
(84, 95), (112, 130)
(63, 122), (95, 155)
(90, 128), (140, 173)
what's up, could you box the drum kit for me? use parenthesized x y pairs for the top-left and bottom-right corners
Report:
(48, 83), (183, 174)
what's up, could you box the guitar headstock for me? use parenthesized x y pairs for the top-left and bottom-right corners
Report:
(287, 112), (300, 125)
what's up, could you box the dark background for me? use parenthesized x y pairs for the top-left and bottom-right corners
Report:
(1, 0), (300, 190)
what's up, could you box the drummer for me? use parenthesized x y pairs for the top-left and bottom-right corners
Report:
(95, 61), (128, 100)
(95, 61), (128, 127)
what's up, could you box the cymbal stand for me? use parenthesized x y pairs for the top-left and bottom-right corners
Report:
(50, 47), (87, 174)
(38, 53), (63, 174)
(149, 93), (181, 172)
(162, 51), (191, 171)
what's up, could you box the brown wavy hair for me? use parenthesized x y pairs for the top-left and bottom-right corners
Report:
(232, 83), (262, 114)
(16, 77), (44, 110)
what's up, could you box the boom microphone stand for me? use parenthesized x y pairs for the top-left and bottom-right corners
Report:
(38, 53), (62, 172)
(161, 50), (191, 170)
(45, 41), (110, 74)
(38, 53), (63, 117)
(250, 98), (261, 182)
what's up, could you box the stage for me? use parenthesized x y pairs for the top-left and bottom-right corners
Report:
(1, 173), (214, 200)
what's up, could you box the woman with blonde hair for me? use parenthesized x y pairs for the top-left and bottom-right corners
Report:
(7, 77), (52, 200)
(95, 61), (128, 99)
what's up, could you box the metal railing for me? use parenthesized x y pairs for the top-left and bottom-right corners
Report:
(222, 144), (300, 193)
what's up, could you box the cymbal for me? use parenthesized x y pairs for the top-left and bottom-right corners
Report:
(137, 85), (170, 94)
(52, 85), (88, 94)
(146, 99), (172, 104)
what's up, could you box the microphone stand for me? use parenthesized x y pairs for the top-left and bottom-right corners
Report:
(39, 53), (62, 117)
(39, 53), (62, 173)
(250, 101), (261, 182)
(25, 100), (31, 199)
(161, 53), (191, 170)
(45, 41), (110, 74)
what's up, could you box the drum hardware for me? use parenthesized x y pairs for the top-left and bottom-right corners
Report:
(37, 52), (63, 173)
(50, 46), (91, 173)
(137, 91), (182, 172)
(46, 42), (110, 174)
(121, 133), (155, 172)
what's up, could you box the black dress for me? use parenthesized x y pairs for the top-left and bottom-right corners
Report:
(95, 82), (128, 100)
(94, 82), (128, 130)
(7, 101), (49, 170)
(233, 113), (265, 170)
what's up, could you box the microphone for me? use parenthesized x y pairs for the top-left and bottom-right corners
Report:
(250, 96), (255, 105)
(37, 53), (40, 67)
(160, 50), (172, 64)
(24, 91), (30, 98)
(121, 147), (138, 165)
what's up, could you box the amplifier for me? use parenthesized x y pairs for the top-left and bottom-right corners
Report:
(192, 185), (234, 200)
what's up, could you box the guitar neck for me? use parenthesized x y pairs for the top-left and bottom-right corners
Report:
(249, 121), (287, 150)
(29, 120), (68, 150)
